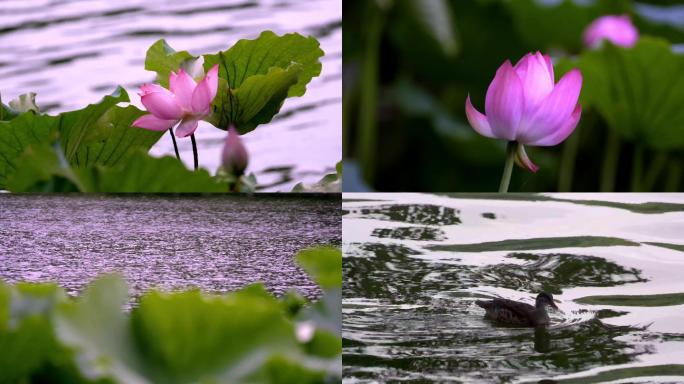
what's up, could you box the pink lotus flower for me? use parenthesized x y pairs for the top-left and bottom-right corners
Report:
(583, 15), (639, 49)
(465, 52), (582, 172)
(221, 126), (249, 176)
(132, 64), (219, 137)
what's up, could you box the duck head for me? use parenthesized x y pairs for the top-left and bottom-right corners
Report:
(535, 292), (559, 310)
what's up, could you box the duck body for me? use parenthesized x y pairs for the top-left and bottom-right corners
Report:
(475, 292), (558, 327)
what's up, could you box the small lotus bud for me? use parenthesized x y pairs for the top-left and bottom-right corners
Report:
(221, 125), (249, 176)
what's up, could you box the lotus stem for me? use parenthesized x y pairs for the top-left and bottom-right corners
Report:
(169, 128), (181, 162)
(643, 152), (667, 192)
(600, 129), (620, 192)
(630, 144), (644, 192)
(190, 133), (199, 171)
(499, 141), (516, 193)
(357, 2), (384, 184)
(558, 125), (581, 192)
(665, 159), (682, 192)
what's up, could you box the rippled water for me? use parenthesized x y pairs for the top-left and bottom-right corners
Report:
(343, 193), (684, 383)
(0, 0), (341, 191)
(0, 194), (340, 302)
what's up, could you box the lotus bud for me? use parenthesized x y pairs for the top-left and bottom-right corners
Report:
(221, 125), (249, 176)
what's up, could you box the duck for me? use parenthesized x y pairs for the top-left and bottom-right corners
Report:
(475, 292), (559, 327)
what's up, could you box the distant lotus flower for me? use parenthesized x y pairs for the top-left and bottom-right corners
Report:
(132, 64), (219, 138)
(296, 321), (315, 343)
(583, 15), (639, 49)
(221, 125), (249, 176)
(465, 52), (582, 191)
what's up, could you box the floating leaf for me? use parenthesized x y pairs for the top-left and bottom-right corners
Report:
(292, 161), (342, 192)
(645, 242), (684, 252)
(575, 292), (684, 306)
(426, 236), (640, 252)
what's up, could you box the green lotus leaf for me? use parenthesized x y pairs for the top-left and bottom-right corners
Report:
(144, 39), (195, 88)
(0, 87), (164, 190)
(556, 37), (684, 150)
(145, 31), (324, 134)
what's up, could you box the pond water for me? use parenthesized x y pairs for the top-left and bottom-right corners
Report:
(343, 193), (684, 383)
(0, 0), (341, 191)
(0, 194), (340, 302)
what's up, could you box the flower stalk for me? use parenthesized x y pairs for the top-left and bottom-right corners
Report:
(499, 141), (516, 193)
(191, 133), (199, 171)
(169, 128), (180, 162)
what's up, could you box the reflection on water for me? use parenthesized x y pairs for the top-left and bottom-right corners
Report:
(0, 194), (340, 302)
(0, 0), (341, 191)
(343, 193), (684, 383)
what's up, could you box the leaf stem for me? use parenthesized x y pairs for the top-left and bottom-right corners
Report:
(600, 130), (620, 192)
(190, 133), (198, 171)
(499, 141), (516, 193)
(169, 128), (180, 162)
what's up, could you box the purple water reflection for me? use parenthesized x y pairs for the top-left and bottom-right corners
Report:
(0, 194), (341, 301)
(0, 0), (342, 191)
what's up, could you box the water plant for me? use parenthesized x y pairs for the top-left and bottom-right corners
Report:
(344, 0), (684, 192)
(0, 246), (342, 384)
(583, 14), (639, 49)
(0, 31), (339, 192)
(133, 65), (219, 170)
(465, 52), (583, 192)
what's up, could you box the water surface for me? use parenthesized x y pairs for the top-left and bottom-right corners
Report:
(0, 194), (340, 301)
(0, 0), (341, 191)
(343, 193), (684, 383)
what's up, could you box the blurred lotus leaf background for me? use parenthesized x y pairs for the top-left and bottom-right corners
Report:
(343, 0), (684, 192)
